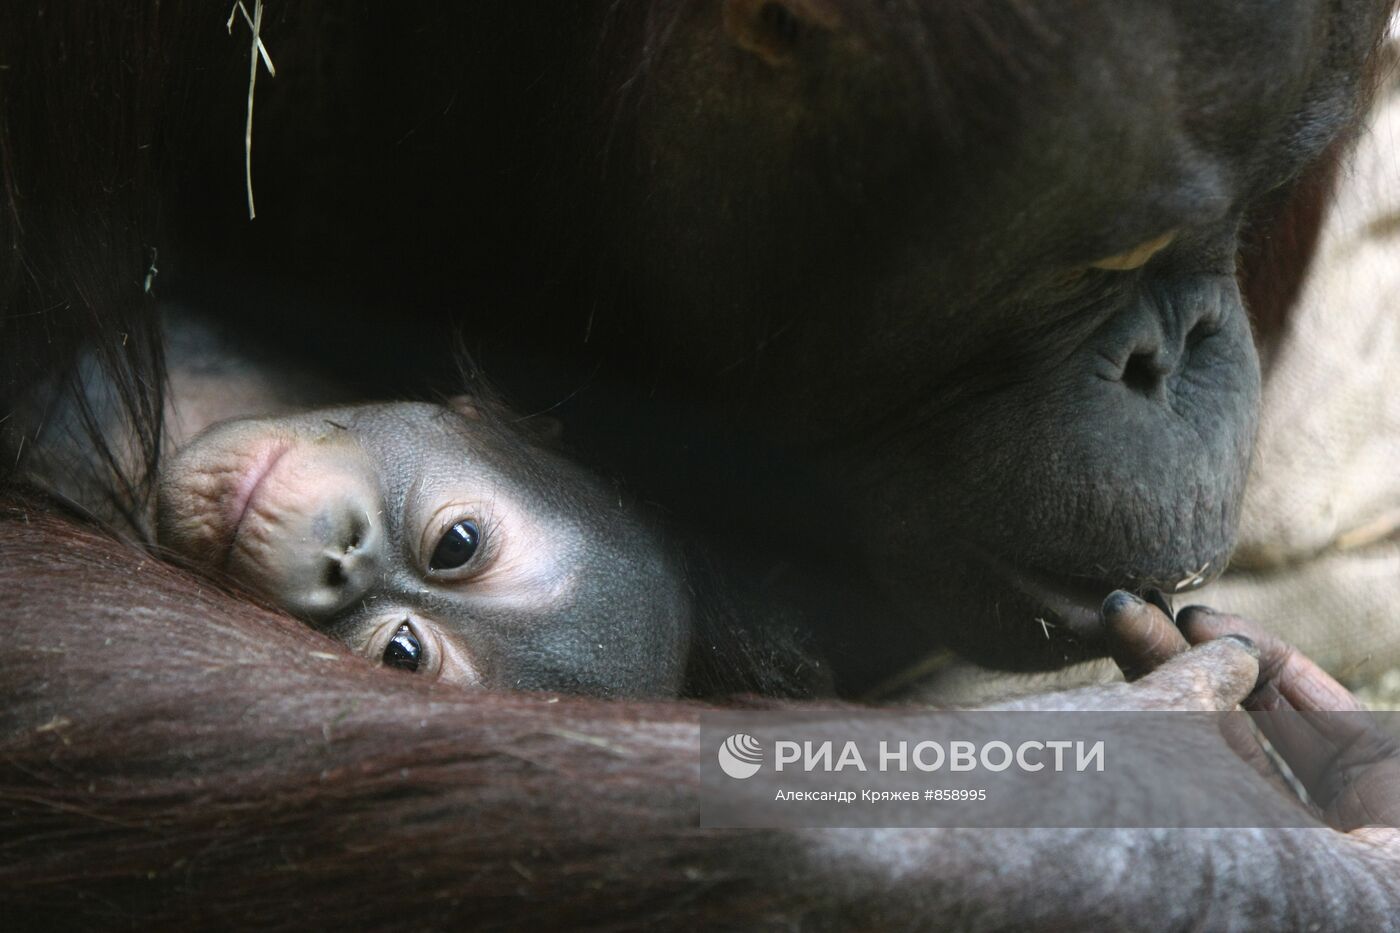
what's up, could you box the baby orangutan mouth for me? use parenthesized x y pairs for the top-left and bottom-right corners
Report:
(219, 440), (292, 566)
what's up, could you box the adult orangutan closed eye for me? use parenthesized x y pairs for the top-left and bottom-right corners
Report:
(3, 0), (1400, 928)
(600, 0), (1379, 681)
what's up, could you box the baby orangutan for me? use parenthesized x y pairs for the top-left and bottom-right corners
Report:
(17, 312), (691, 697)
(156, 398), (691, 696)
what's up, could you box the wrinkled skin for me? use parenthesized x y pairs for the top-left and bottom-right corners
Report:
(0, 2), (1387, 683)
(3, 1), (1400, 926)
(581, 0), (1388, 675)
(157, 400), (690, 696)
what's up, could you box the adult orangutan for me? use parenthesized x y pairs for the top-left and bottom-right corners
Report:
(3, 1), (1399, 928)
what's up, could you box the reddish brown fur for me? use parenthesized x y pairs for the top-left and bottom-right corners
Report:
(4, 3), (1400, 928)
(1238, 142), (1343, 350)
(12, 499), (1400, 931)
(1239, 34), (1398, 349)
(0, 497), (779, 929)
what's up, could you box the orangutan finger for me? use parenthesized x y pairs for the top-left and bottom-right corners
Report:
(1101, 590), (1190, 682)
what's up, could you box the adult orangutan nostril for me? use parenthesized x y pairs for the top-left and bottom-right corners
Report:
(1122, 351), (1162, 396)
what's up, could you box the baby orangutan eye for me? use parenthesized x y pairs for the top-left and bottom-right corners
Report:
(383, 622), (424, 672)
(429, 520), (480, 571)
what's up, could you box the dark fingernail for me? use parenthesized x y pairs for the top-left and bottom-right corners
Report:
(1221, 634), (1259, 657)
(1101, 590), (1143, 618)
(1176, 605), (1215, 628)
(1143, 587), (1175, 622)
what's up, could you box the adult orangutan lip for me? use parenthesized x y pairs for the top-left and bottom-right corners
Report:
(222, 441), (292, 566)
(965, 544), (1121, 640)
(967, 544), (1230, 641)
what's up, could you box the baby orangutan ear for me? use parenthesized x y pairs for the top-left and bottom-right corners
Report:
(449, 395), (564, 445)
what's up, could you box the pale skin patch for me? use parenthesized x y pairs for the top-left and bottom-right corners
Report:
(1089, 230), (1178, 271)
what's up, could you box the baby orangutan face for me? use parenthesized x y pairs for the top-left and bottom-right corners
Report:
(156, 401), (690, 696)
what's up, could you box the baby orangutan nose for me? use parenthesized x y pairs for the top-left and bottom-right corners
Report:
(214, 437), (387, 621)
(264, 494), (384, 619)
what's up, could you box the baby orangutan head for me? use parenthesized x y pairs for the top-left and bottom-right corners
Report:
(157, 400), (690, 696)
